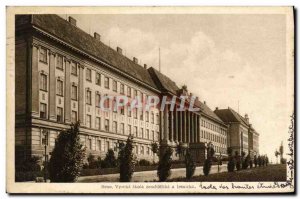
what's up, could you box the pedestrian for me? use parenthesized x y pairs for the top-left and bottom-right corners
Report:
(254, 155), (257, 167)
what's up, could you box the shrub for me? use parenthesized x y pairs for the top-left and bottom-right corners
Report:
(254, 155), (258, 167)
(249, 159), (253, 168)
(203, 159), (211, 176)
(235, 152), (241, 171)
(227, 156), (235, 172)
(86, 154), (102, 169)
(157, 147), (173, 182)
(119, 135), (136, 182)
(48, 122), (86, 182)
(102, 149), (118, 168)
(185, 149), (196, 180)
(138, 159), (151, 166)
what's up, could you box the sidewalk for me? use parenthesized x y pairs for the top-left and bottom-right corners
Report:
(77, 164), (227, 182)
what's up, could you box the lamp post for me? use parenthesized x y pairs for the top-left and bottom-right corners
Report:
(42, 129), (48, 182)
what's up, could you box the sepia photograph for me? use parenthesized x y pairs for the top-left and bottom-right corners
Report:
(6, 6), (294, 194)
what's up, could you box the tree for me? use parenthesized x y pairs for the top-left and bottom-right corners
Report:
(235, 151), (241, 171)
(279, 142), (284, 163)
(151, 142), (159, 163)
(102, 149), (118, 168)
(185, 148), (196, 180)
(275, 150), (280, 164)
(49, 122), (86, 182)
(254, 155), (257, 167)
(119, 135), (136, 182)
(203, 144), (215, 176)
(227, 147), (235, 172)
(157, 147), (173, 182)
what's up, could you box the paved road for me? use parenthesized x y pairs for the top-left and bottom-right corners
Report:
(77, 165), (227, 182)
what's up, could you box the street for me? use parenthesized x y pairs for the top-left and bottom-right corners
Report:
(77, 164), (227, 182)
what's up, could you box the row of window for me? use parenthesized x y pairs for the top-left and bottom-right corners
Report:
(201, 119), (226, 135)
(83, 136), (155, 156)
(85, 114), (159, 140)
(201, 130), (227, 145)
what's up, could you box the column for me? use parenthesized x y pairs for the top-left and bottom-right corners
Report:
(169, 106), (173, 142)
(186, 111), (190, 143)
(196, 115), (199, 143)
(78, 64), (85, 124)
(183, 110), (186, 143)
(179, 110), (182, 142)
(174, 109), (178, 142)
(49, 51), (56, 121)
(64, 58), (71, 123)
(31, 43), (39, 117)
(191, 113), (194, 143)
(160, 110), (164, 140)
(163, 103), (169, 141)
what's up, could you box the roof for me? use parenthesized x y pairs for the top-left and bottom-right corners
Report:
(20, 14), (158, 90)
(196, 101), (226, 125)
(147, 67), (180, 95)
(214, 107), (249, 127)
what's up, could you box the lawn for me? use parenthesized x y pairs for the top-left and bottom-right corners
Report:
(170, 164), (287, 182)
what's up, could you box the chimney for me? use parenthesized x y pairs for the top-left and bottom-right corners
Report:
(144, 64), (147, 69)
(245, 114), (249, 123)
(117, 47), (123, 55)
(133, 57), (138, 64)
(215, 107), (218, 111)
(94, 32), (101, 41)
(68, 16), (77, 26)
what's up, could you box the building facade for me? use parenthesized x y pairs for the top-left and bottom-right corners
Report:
(214, 108), (260, 157)
(15, 14), (259, 166)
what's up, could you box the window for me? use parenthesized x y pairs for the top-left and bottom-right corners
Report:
(151, 131), (154, 140)
(146, 129), (149, 139)
(146, 111), (149, 122)
(133, 108), (138, 119)
(120, 106), (124, 115)
(151, 112), (154, 123)
(40, 103), (47, 119)
(96, 73), (101, 85)
(140, 111), (144, 121)
(86, 90), (91, 105)
(112, 121), (117, 133)
(105, 119), (109, 131)
(113, 80), (117, 92)
(95, 93), (101, 107)
(133, 126), (137, 137)
(120, 84), (124, 94)
(86, 68), (92, 81)
(40, 73), (47, 91)
(140, 146), (144, 155)
(97, 140), (102, 151)
(57, 80), (63, 96)
(57, 107), (63, 122)
(128, 125), (131, 135)
(120, 123), (124, 134)
(86, 115), (91, 128)
(39, 47), (47, 63)
(140, 128), (144, 138)
(134, 90), (138, 98)
(147, 147), (150, 155)
(56, 55), (63, 70)
(71, 85), (77, 100)
(71, 63), (77, 75)
(96, 117), (101, 130)
(127, 86), (131, 97)
(127, 106), (132, 117)
(156, 113), (160, 124)
(106, 141), (110, 151)
(71, 111), (77, 123)
(88, 138), (92, 150)
(156, 132), (159, 141)
(104, 77), (109, 89)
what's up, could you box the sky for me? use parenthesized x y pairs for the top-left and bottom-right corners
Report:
(61, 14), (291, 161)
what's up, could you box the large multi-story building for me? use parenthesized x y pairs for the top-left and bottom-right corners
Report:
(214, 108), (259, 157)
(15, 14), (259, 165)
